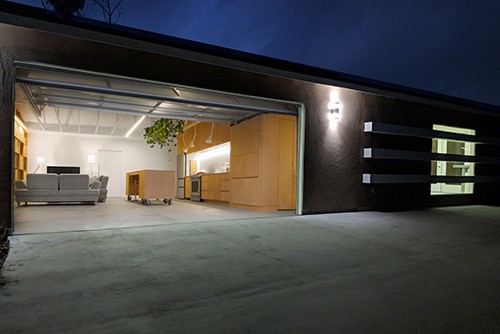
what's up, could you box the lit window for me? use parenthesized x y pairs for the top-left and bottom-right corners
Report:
(430, 125), (475, 195)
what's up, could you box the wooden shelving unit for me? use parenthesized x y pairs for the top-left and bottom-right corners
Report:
(14, 111), (28, 185)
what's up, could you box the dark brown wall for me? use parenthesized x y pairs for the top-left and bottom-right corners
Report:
(1, 23), (500, 227)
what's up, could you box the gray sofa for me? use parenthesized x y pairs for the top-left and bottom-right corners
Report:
(15, 173), (100, 206)
(90, 175), (109, 202)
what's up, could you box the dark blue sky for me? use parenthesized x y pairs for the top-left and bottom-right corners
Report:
(12, 0), (500, 106)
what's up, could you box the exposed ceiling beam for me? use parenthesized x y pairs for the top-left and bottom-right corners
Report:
(54, 108), (64, 132)
(110, 114), (124, 136)
(78, 110), (81, 133)
(64, 109), (72, 125)
(95, 111), (101, 135)
(55, 107), (63, 132)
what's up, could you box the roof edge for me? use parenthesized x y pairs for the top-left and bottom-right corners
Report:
(1, 1), (500, 117)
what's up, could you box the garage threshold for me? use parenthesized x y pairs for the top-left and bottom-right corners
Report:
(13, 197), (294, 235)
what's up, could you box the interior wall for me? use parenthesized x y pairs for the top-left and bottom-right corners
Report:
(27, 131), (176, 196)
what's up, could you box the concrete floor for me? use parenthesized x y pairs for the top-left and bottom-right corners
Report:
(13, 197), (292, 234)
(1, 205), (499, 333)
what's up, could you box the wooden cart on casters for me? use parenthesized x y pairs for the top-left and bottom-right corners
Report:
(126, 170), (175, 205)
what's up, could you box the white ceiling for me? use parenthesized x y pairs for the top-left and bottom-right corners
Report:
(15, 63), (298, 139)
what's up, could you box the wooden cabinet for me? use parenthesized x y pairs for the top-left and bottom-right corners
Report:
(185, 176), (191, 199)
(230, 114), (296, 211)
(200, 173), (230, 203)
(126, 170), (176, 202)
(178, 122), (231, 154)
(14, 111), (28, 185)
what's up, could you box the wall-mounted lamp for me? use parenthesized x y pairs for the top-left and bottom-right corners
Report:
(205, 122), (215, 144)
(328, 101), (341, 129)
(33, 156), (45, 173)
(328, 101), (341, 121)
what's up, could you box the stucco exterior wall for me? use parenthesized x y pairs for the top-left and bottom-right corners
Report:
(1, 21), (500, 227)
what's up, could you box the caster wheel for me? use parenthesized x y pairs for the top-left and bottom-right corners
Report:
(141, 198), (145, 205)
(127, 195), (132, 201)
(168, 199), (172, 205)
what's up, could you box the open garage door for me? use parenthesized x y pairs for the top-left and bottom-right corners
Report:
(13, 61), (304, 234)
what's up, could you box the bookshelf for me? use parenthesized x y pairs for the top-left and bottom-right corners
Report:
(14, 110), (28, 184)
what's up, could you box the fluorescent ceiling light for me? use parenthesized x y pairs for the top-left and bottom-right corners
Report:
(125, 115), (145, 137)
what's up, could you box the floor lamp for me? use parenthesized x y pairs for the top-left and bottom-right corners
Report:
(33, 156), (45, 173)
(88, 154), (96, 178)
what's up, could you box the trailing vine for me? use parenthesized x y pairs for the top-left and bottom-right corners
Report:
(143, 118), (185, 152)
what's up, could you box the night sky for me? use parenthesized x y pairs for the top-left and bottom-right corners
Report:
(10, 0), (500, 106)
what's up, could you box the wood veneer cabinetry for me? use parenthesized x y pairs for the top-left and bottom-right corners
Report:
(201, 173), (230, 203)
(178, 122), (230, 154)
(14, 112), (28, 184)
(126, 170), (175, 202)
(230, 114), (296, 211)
(185, 176), (191, 198)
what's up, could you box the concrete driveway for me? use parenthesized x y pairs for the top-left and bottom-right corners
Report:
(1, 206), (499, 333)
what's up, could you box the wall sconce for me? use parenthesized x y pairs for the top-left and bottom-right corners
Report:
(205, 122), (215, 144)
(33, 156), (45, 173)
(328, 101), (341, 129)
(328, 101), (341, 121)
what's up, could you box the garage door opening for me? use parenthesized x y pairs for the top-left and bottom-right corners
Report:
(12, 61), (305, 234)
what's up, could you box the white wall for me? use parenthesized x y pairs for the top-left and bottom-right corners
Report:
(27, 131), (177, 196)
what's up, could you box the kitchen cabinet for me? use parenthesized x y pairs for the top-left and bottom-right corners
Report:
(201, 173), (230, 202)
(185, 176), (191, 199)
(230, 114), (296, 211)
(178, 122), (230, 155)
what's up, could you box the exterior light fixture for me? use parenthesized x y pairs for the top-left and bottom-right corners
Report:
(328, 101), (341, 121)
(206, 122), (215, 144)
(328, 100), (341, 130)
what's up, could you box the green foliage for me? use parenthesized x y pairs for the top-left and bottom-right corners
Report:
(143, 119), (185, 152)
(43, 0), (86, 18)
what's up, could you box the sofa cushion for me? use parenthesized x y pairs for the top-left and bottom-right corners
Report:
(59, 189), (99, 196)
(59, 174), (90, 190)
(27, 173), (59, 190)
(16, 189), (59, 197)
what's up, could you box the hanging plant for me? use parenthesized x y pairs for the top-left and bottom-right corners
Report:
(143, 118), (185, 152)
